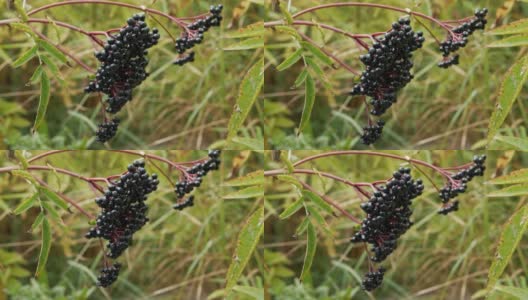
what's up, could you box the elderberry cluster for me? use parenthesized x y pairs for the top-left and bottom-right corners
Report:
(173, 150), (221, 210)
(438, 155), (486, 214)
(97, 263), (121, 287)
(351, 167), (423, 290)
(174, 5), (223, 66)
(85, 13), (160, 141)
(361, 120), (385, 145)
(438, 8), (487, 68)
(362, 267), (386, 291)
(351, 17), (424, 117)
(86, 160), (158, 261)
(95, 118), (120, 143)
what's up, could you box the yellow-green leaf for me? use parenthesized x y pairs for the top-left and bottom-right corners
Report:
(225, 22), (264, 38)
(39, 187), (69, 211)
(29, 65), (43, 84)
(294, 69), (308, 87)
(276, 48), (303, 71)
(13, 0), (29, 22)
(224, 37), (264, 51)
(493, 135), (528, 151)
(32, 71), (51, 133)
(14, 150), (28, 169)
(30, 212), (45, 232)
(11, 170), (37, 185)
(488, 169), (528, 185)
(38, 40), (67, 64)
(279, 198), (304, 219)
(298, 74), (315, 134)
(488, 184), (528, 197)
(35, 217), (51, 277)
(13, 193), (38, 215)
(8, 23), (37, 38)
(300, 221), (316, 281)
(223, 185), (264, 199)
(12, 45), (38, 68)
(302, 190), (333, 215)
(227, 59), (264, 140)
(488, 35), (528, 48)
(487, 19), (528, 35)
(295, 217), (310, 236)
(487, 56), (528, 144)
(279, 4), (294, 25)
(494, 285), (528, 299)
(39, 55), (60, 78)
(486, 206), (528, 292)
(301, 42), (333, 66)
(271, 25), (301, 40)
(275, 175), (302, 188)
(224, 170), (264, 187)
(225, 207), (264, 295)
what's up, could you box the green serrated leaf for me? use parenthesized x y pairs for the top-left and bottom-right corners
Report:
(35, 217), (51, 277)
(486, 206), (528, 292)
(39, 55), (60, 78)
(488, 169), (528, 185)
(279, 198), (304, 219)
(300, 221), (317, 281)
(224, 171), (264, 187)
(223, 37), (264, 51)
(39, 187), (69, 211)
(227, 59), (264, 140)
(302, 190), (334, 215)
(294, 69), (308, 87)
(487, 56), (528, 144)
(13, 193), (38, 215)
(12, 45), (38, 68)
(223, 185), (263, 199)
(14, 150), (28, 169)
(488, 19), (528, 35)
(295, 217), (310, 236)
(301, 42), (333, 65)
(306, 205), (330, 233)
(40, 201), (62, 224)
(275, 175), (302, 188)
(30, 212), (45, 232)
(276, 48), (303, 71)
(29, 65), (43, 84)
(298, 73), (315, 134)
(38, 40), (67, 64)
(488, 35), (528, 47)
(32, 71), (51, 133)
(488, 184), (528, 197)
(225, 207), (264, 295)
(225, 22), (264, 38)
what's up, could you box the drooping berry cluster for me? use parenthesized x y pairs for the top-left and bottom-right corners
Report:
(85, 14), (160, 141)
(438, 155), (486, 215)
(95, 118), (120, 143)
(173, 150), (221, 210)
(351, 17), (425, 117)
(351, 167), (423, 291)
(86, 160), (158, 260)
(96, 263), (121, 287)
(174, 5), (223, 66)
(361, 267), (386, 291)
(438, 8), (487, 68)
(361, 120), (385, 145)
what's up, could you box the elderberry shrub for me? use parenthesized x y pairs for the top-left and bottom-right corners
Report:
(361, 120), (385, 145)
(95, 118), (120, 143)
(351, 167), (424, 263)
(362, 267), (386, 291)
(438, 8), (488, 68)
(438, 155), (486, 214)
(350, 17), (424, 116)
(86, 160), (159, 259)
(85, 13), (160, 137)
(174, 5), (223, 66)
(97, 263), (121, 287)
(173, 150), (221, 209)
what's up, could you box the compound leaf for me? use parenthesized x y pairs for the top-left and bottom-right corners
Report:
(35, 217), (51, 277)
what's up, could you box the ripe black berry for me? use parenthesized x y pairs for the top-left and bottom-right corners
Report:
(97, 263), (121, 287)
(438, 200), (459, 215)
(438, 8), (487, 68)
(173, 150), (221, 210)
(86, 159), (159, 258)
(361, 120), (385, 145)
(95, 118), (120, 143)
(174, 5), (223, 66)
(438, 155), (486, 208)
(361, 267), (385, 291)
(351, 167), (424, 262)
(351, 17), (424, 116)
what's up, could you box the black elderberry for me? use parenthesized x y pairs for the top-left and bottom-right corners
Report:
(361, 267), (385, 291)
(361, 120), (385, 145)
(86, 160), (159, 259)
(173, 150), (221, 210)
(97, 263), (121, 287)
(351, 167), (424, 263)
(351, 17), (424, 117)
(438, 8), (487, 68)
(173, 4), (223, 66)
(95, 118), (120, 143)
(438, 200), (459, 215)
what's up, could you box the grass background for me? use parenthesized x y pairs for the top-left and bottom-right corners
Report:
(264, 0), (528, 150)
(0, 150), (263, 299)
(264, 150), (528, 299)
(0, 0), (263, 150)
